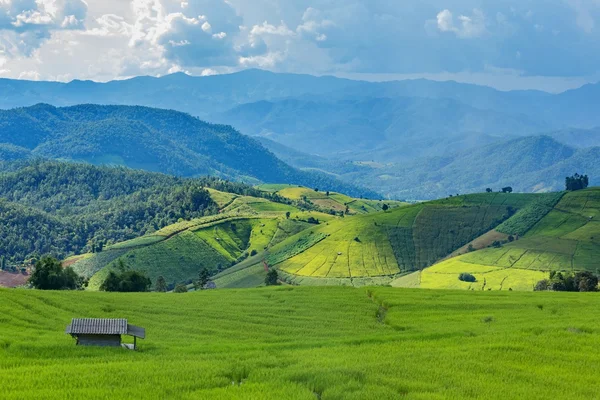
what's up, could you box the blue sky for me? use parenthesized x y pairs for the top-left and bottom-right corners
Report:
(1, 0), (599, 91)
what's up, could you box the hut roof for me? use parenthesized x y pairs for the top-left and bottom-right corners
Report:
(66, 318), (145, 338)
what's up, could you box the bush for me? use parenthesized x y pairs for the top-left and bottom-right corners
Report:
(174, 284), (188, 293)
(534, 279), (550, 291)
(458, 273), (476, 283)
(250, 249), (258, 256)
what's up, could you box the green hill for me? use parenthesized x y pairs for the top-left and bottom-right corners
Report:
(395, 188), (600, 290)
(269, 192), (544, 285)
(70, 193), (337, 290)
(0, 104), (377, 199)
(2, 286), (600, 399)
(0, 160), (295, 265)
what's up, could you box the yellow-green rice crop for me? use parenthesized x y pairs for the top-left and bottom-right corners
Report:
(1, 287), (600, 399)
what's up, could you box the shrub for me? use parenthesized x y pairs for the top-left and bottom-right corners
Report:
(534, 279), (550, 291)
(174, 284), (188, 293)
(458, 273), (476, 283)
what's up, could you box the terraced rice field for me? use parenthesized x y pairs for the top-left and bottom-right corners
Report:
(2, 287), (600, 399)
(275, 193), (543, 280)
(402, 188), (600, 290)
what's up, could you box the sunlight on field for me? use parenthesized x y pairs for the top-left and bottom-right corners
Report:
(392, 258), (547, 291)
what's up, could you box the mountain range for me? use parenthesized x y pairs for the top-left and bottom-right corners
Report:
(1, 69), (599, 199)
(0, 104), (376, 198)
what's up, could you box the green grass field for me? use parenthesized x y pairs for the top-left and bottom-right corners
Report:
(2, 287), (600, 399)
(399, 188), (600, 290)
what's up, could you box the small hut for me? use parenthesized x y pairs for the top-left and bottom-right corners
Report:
(66, 318), (145, 350)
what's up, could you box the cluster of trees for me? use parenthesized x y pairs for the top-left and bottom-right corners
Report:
(28, 257), (86, 290)
(565, 173), (589, 191)
(535, 271), (598, 292)
(100, 260), (151, 292)
(485, 187), (513, 193)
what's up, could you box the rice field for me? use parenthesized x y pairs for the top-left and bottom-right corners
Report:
(405, 188), (600, 290)
(275, 192), (543, 280)
(1, 287), (600, 399)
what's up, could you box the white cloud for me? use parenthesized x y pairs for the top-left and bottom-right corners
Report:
(0, 0), (88, 55)
(1, 0), (600, 88)
(436, 9), (486, 38)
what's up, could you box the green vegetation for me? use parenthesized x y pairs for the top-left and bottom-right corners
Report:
(0, 104), (377, 199)
(273, 192), (542, 280)
(535, 271), (598, 292)
(264, 185), (406, 215)
(566, 173), (589, 191)
(403, 188), (600, 291)
(496, 192), (565, 236)
(2, 287), (600, 399)
(57, 186), (600, 292)
(28, 256), (84, 290)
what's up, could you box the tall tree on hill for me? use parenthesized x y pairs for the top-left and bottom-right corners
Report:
(265, 269), (279, 286)
(195, 267), (210, 290)
(565, 173), (589, 191)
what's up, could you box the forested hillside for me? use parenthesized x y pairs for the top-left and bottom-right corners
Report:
(0, 104), (377, 199)
(0, 160), (290, 264)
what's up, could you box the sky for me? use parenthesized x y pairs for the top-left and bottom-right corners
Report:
(1, 0), (600, 92)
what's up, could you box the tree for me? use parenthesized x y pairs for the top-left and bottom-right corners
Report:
(29, 256), (82, 290)
(174, 284), (188, 293)
(458, 273), (476, 282)
(565, 173), (589, 191)
(325, 191), (330, 196)
(501, 187), (513, 193)
(155, 275), (167, 292)
(195, 267), (210, 290)
(314, 188), (319, 192)
(382, 204), (389, 211)
(574, 271), (598, 292)
(285, 211), (291, 219)
(0, 256), (5, 271)
(100, 269), (151, 292)
(536, 271), (598, 292)
(485, 188), (492, 193)
(265, 269), (279, 286)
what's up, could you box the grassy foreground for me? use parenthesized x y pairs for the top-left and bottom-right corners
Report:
(1, 287), (599, 399)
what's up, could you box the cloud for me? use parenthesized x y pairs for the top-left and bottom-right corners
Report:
(127, 0), (248, 68)
(2, 0), (600, 88)
(436, 9), (486, 38)
(0, 0), (88, 55)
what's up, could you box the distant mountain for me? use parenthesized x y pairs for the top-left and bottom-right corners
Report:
(1, 69), (600, 128)
(0, 104), (377, 198)
(345, 136), (599, 199)
(214, 96), (545, 162)
(547, 127), (600, 148)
